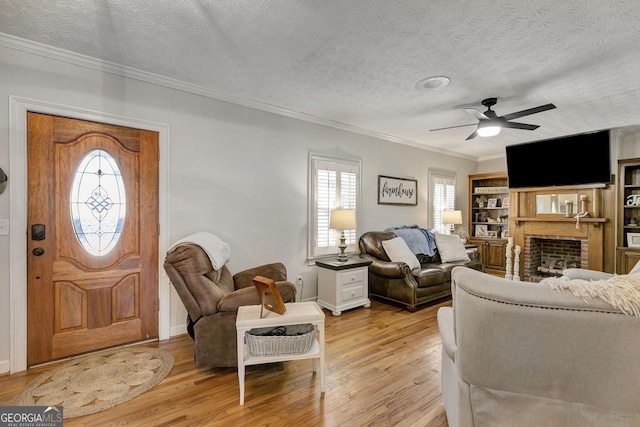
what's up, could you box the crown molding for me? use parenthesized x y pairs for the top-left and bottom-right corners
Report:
(0, 32), (477, 161)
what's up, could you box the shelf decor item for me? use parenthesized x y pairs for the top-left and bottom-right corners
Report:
(626, 194), (640, 206)
(475, 186), (509, 194)
(628, 233), (640, 248)
(476, 195), (487, 207)
(475, 224), (488, 237)
(487, 198), (498, 208)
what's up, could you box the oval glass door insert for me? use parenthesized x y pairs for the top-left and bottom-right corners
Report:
(70, 149), (126, 256)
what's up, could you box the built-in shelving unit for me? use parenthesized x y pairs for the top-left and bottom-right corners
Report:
(468, 172), (509, 275)
(617, 158), (640, 273)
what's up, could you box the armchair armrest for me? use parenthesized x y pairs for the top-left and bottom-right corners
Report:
(217, 280), (297, 312)
(562, 268), (614, 281)
(233, 262), (288, 289)
(368, 259), (413, 279)
(217, 286), (261, 312)
(437, 307), (456, 362)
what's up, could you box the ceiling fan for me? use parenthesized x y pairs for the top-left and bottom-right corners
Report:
(431, 98), (556, 140)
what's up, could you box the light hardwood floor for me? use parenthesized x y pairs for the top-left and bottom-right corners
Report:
(0, 298), (451, 426)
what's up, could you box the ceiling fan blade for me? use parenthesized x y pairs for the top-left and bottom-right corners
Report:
(500, 103), (556, 121)
(465, 130), (478, 140)
(464, 108), (489, 121)
(502, 121), (539, 131)
(430, 123), (477, 132)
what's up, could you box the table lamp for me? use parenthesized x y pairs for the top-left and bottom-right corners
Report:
(330, 209), (356, 262)
(442, 209), (467, 243)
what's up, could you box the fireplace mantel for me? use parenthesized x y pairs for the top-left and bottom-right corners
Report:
(514, 219), (606, 278)
(508, 183), (616, 278)
(513, 217), (607, 227)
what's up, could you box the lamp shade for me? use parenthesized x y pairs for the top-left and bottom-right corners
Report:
(442, 209), (463, 225)
(329, 209), (356, 230)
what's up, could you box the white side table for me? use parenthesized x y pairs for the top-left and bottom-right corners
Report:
(236, 301), (325, 405)
(316, 258), (372, 316)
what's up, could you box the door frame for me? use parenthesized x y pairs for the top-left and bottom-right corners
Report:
(9, 96), (171, 373)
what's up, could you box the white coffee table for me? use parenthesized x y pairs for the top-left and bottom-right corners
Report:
(236, 301), (325, 405)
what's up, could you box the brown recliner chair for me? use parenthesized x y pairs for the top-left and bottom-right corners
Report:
(163, 243), (296, 367)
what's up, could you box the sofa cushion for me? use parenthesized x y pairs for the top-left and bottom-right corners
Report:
(434, 233), (470, 263)
(413, 267), (446, 288)
(382, 237), (420, 271)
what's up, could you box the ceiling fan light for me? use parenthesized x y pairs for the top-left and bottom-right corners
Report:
(476, 124), (501, 137)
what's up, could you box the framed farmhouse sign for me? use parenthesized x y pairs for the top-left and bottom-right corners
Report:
(378, 175), (418, 205)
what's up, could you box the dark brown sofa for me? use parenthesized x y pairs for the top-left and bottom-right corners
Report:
(164, 243), (296, 367)
(358, 231), (483, 311)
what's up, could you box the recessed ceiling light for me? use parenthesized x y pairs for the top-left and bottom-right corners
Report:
(416, 76), (451, 91)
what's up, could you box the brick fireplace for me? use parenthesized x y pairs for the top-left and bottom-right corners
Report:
(509, 185), (615, 280)
(512, 217), (606, 282)
(524, 235), (589, 282)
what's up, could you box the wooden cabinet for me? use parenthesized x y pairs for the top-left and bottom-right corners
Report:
(616, 158), (640, 273)
(482, 239), (508, 271)
(468, 172), (509, 275)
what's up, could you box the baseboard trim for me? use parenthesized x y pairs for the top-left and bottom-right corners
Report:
(170, 325), (187, 337)
(0, 359), (10, 374)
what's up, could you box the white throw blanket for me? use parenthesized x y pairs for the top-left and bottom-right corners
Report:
(542, 274), (640, 317)
(169, 232), (231, 270)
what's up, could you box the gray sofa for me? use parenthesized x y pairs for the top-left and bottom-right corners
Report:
(358, 231), (483, 311)
(439, 267), (640, 426)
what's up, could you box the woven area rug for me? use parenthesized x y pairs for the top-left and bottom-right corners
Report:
(13, 347), (173, 419)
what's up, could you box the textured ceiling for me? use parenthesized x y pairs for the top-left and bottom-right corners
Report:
(2, 0), (640, 160)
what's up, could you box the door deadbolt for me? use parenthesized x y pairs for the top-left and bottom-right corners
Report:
(31, 224), (45, 241)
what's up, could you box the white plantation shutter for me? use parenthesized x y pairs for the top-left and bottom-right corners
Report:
(430, 171), (456, 234)
(309, 154), (360, 259)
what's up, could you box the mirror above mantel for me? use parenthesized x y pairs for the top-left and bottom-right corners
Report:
(535, 193), (578, 215)
(511, 183), (609, 220)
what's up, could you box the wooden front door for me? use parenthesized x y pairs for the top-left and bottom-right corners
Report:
(27, 112), (159, 367)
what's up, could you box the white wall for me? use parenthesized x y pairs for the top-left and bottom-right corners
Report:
(477, 157), (506, 174)
(0, 44), (477, 370)
(621, 132), (640, 159)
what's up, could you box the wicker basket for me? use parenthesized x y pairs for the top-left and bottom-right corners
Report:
(245, 324), (315, 357)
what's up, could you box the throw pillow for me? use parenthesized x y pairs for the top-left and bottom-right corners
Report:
(434, 233), (470, 263)
(382, 237), (421, 271)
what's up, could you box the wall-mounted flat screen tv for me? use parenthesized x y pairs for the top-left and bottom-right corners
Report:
(505, 130), (611, 189)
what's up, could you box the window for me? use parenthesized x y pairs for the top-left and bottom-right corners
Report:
(308, 154), (360, 260)
(70, 149), (126, 256)
(429, 170), (456, 234)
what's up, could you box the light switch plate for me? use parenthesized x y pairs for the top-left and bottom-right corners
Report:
(0, 219), (9, 236)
